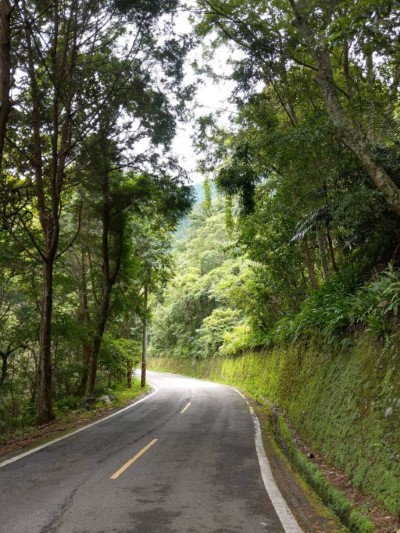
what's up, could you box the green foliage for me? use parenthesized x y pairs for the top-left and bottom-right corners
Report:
(217, 142), (258, 215)
(219, 322), (254, 357)
(54, 396), (82, 414)
(0, 0), (195, 425)
(151, 174), (400, 360)
(99, 336), (141, 378)
(273, 265), (400, 347)
(201, 178), (212, 216)
(0, 394), (36, 432)
(113, 0), (178, 20)
(150, 194), (251, 359)
(192, 0), (400, 359)
(195, 308), (241, 358)
(224, 194), (235, 233)
(235, 181), (307, 331)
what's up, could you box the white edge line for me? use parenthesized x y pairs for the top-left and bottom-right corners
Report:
(233, 389), (303, 533)
(0, 386), (159, 469)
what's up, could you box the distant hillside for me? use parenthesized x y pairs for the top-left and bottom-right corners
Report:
(175, 181), (216, 241)
(192, 182), (205, 205)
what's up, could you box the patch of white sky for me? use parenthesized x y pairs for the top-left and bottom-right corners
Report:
(171, 9), (241, 185)
(115, 7), (243, 186)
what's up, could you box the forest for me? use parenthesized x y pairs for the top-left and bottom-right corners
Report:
(0, 0), (194, 429)
(0, 2), (400, 520)
(151, 0), (400, 362)
(147, 1), (400, 526)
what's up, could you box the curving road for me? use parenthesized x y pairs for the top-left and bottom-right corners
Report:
(0, 372), (301, 533)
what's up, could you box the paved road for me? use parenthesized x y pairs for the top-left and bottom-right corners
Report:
(0, 372), (300, 533)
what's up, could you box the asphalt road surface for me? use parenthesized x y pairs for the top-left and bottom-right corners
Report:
(0, 372), (301, 533)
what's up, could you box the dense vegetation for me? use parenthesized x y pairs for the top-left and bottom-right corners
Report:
(151, 186), (252, 360)
(1, 1), (400, 519)
(152, 183), (400, 361)
(148, 0), (400, 523)
(150, 0), (400, 357)
(0, 0), (193, 429)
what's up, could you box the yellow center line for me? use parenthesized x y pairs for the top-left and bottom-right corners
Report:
(110, 438), (158, 480)
(181, 402), (191, 414)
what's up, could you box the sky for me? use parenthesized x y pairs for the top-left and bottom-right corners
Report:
(171, 12), (238, 185)
(172, 72), (236, 185)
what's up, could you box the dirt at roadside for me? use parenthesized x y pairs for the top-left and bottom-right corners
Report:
(0, 409), (111, 461)
(253, 402), (346, 532)
(0, 392), (149, 462)
(262, 403), (400, 533)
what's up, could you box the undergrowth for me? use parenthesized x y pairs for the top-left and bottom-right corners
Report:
(0, 379), (146, 439)
(271, 264), (400, 348)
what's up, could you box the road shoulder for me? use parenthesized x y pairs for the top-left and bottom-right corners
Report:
(0, 385), (153, 464)
(249, 396), (345, 532)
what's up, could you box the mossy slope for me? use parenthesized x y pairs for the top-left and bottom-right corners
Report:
(151, 335), (400, 516)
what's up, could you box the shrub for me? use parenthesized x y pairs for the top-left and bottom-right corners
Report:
(271, 265), (400, 347)
(54, 396), (81, 414)
(219, 322), (253, 356)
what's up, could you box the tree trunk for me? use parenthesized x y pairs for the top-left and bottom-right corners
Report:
(0, 350), (8, 388)
(316, 229), (329, 281)
(85, 169), (114, 395)
(84, 162), (124, 395)
(24, 10), (57, 425)
(85, 337), (100, 396)
(327, 229), (339, 273)
(315, 48), (400, 215)
(37, 260), (55, 424)
(301, 236), (319, 290)
(289, 0), (400, 216)
(85, 284), (111, 396)
(141, 282), (148, 388)
(0, 0), (12, 168)
(78, 250), (92, 396)
(127, 359), (133, 389)
(79, 344), (92, 396)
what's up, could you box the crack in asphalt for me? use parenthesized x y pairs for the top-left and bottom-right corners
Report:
(39, 482), (83, 533)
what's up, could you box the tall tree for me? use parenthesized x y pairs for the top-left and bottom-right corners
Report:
(13, 0), (126, 423)
(1, 0), (192, 423)
(196, 0), (400, 215)
(0, 0), (13, 168)
(287, 0), (400, 215)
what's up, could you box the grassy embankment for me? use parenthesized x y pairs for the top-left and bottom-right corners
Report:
(151, 334), (400, 531)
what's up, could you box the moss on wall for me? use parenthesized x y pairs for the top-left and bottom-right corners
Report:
(150, 335), (400, 516)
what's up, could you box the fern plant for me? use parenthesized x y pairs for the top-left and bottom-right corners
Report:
(272, 265), (400, 347)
